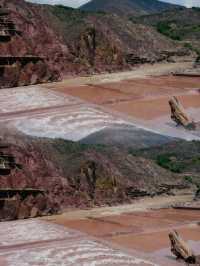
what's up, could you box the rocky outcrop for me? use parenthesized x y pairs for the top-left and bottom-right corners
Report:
(0, 3), (59, 88)
(195, 188), (200, 200)
(0, 1), (190, 88)
(0, 58), (59, 88)
(194, 56), (200, 68)
(126, 183), (188, 198)
(0, 143), (59, 221)
(0, 130), (193, 221)
(0, 190), (56, 221)
(125, 54), (152, 65)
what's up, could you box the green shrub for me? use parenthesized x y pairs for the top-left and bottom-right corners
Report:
(157, 21), (182, 41)
(184, 42), (193, 49)
(156, 154), (185, 173)
(184, 176), (193, 183)
(184, 43), (200, 56)
(192, 7), (200, 12)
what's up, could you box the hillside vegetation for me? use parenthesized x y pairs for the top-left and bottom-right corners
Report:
(2, 0), (189, 73)
(81, 0), (180, 17)
(136, 7), (200, 55)
(131, 140), (200, 187)
(0, 132), (193, 211)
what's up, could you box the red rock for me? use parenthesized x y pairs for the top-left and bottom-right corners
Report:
(30, 207), (39, 218)
(17, 202), (30, 219)
(0, 0), (190, 89)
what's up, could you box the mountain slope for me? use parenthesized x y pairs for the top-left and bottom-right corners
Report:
(136, 7), (200, 54)
(1, 0), (189, 88)
(81, 0), (181, 16)
(0, 129), (192, 220)
(48, 5), (186, 65)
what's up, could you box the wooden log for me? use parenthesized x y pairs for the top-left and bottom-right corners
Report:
(173, 206), (200, 211)
(169, 96), (196, 130)
(169, 230), (196, 264)
(174, 73), (200, 78)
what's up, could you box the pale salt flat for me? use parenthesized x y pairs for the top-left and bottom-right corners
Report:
(0, 86), (133, 141)
(0, 220), (159, 266)
(0, 85), (200, 142)
(0, 86), (80, 113)
(13, 106), (132, 141)
(0, 220), (81, 247)
(146, 107), (200, 141)
(1, 239), (158, 266)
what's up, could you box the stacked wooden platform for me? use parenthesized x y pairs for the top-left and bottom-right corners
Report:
(0, 6), (19, 42)
(0, 6), (43, 76)
(0, 142), (48, 220)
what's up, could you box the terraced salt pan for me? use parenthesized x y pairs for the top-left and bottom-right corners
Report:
(0, 85), (132, 141)
(146, 107), (200, 141)
(1, 85), (199, 142)
(14, 106), (132, 141)
(10, 103), (200, 142)
(1, 239), (158, 266)
(0, 86), (79, 113)
(0, 220), (80, 247)
(0, 220), (159, 266)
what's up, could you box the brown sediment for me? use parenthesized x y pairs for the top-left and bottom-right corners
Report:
(49, 208), (200, 254)
(51, 84), (133, 105)
(108, 226), (200, 252)
(0, 219), (163, 266)
(52, 218), (133, 237)
(108, 94), (200, 120)
(50, 75), (200, 120)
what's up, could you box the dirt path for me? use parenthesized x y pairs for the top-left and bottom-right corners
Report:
(44, 193), (194, 222)
(43, 61), (193, 88)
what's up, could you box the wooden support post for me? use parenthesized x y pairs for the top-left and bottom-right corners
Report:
(169, 96), (196, 130)
(169, 230), (196, 264)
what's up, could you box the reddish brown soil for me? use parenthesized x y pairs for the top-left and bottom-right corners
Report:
(51, 75), (200, 120)
(56, 218), (131, 237)
(2, 0), (189, 89)
(0, 220), (160, 266)
(50, 84), (134, 105)
(111, 94), (200, 120)
(51, 208), (200, 254)
(110, 226), (200, 252)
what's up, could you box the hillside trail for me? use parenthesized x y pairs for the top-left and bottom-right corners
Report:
(43, 61), (193, 88)
(44, 193), (193, 222)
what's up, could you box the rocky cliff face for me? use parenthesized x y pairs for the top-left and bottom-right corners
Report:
(0, 1), (60, 88)
(0, 131), (192, 221)
(0, 1), (190, 88)
(136, 7), (200, 56)
(47, 4), (190, 72)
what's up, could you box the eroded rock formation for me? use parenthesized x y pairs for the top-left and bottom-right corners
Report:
(169, 231), (196, 264)
(169, 97), (196, 129)
(194, 56), (200, 70)
(0, 142), (59, 221)
(0, 129), (193, 221)
(0, 0), (191, 88)
(0, 3), (59, 88)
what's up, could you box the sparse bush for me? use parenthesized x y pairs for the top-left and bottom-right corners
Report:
(184, 176), (193, 184)
(184, 42), (193, 50)
(156, 154), (185, 173)
(157, 21), (182, 41)
(184, 43), (200, 56)
(192, 7), (200, 12)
